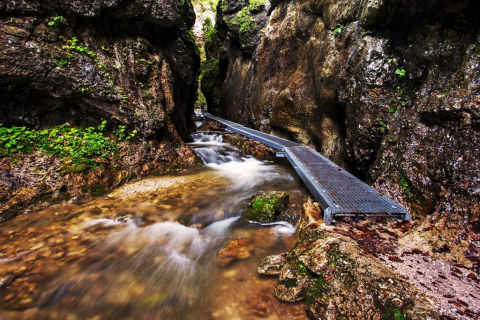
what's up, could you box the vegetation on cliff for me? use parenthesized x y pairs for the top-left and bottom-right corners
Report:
(0, 122), (139, 172)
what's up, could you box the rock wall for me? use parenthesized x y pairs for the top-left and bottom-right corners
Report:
(0, 0), (201, 220)
(203, 0), (480, 223)
(0, 0), (199, 140)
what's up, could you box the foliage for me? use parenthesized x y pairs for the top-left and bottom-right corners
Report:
(195, 89), (207, 107)
(192, 0), (217, 12)
(389, 86), (410, 113)
(231, 8), (257, 36)
(202, 58), (220, 79)
(63, 37), (97, 60)
(475, 44), (480, 59)
(0, 122), (120, 170)
(395, 68), (406, 78)
(115, 125), (138, 141)
(248, 0), (266, 12)
(51, 55), (69, 67)
(378, 120), (387, 133)
(47, 16), (67, 31)
(202, 18), (217, 46)
(333, 25), (344, 37)
(395, 309), (406, 320)
(398, 173), (412, 197)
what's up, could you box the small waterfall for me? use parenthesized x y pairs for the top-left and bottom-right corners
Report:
(189, 133), (290, 191)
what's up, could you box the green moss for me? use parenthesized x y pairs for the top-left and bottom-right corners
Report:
(375, 297), (407, 320)
(90, 183), (106, 197)
(201, 58), (220, 98)
(242, 191), (289, 223)
(230, 8), (257, 36)
(248, 0), (266, 12)
(282, 278), (298, 288)
(305, 277), (328, 307)
(395, 309), (406, 320)
(187, 30), (200, 55)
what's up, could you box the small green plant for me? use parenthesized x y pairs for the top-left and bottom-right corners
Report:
(408, 44), (413, 48)
(333, 25), (344, 37)
(81, 87), (90, 94)
(47, 16), (67, 31)
(475, 45), (480, 59)
(127, 129), (138, 141)
(395, 309), (406, 320)
(395, 68), (406, 78)
(137, 58), (153, 65)
(51, 55), (69, 67)
(63, 37), (97, 60)
(115, 125), (137, 141)
(389, 86), (410, 112)
(97, 120), (107, 132)
(398, 174), (411, 196)
(379, 120), (387, 133)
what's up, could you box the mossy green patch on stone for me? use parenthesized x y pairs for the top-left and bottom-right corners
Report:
(242, 191), (289, 223)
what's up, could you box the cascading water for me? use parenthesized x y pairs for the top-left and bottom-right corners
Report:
(0, 131), (308, 320)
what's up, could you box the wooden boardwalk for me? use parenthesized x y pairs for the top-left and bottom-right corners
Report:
(203, 112), (409, 225)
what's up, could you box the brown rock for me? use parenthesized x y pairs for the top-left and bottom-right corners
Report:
(217, 238), (253, 266)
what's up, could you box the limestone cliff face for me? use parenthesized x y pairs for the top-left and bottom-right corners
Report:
(0, 0), (199, 140)
(203, 0), (480, 222)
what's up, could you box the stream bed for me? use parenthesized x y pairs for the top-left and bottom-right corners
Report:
(0, 133), (308, 319)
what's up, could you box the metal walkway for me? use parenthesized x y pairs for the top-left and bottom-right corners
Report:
(203, 112), (409, 225)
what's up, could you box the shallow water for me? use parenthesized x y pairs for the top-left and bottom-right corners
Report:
(0, 133), (308, 319)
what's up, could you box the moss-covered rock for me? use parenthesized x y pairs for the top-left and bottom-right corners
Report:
(242, 191), (289, 223)
(261, 200), (439, 319)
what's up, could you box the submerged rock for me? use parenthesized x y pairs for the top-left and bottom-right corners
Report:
(242, 191), (289, 223)
(218, 238), (253, 266)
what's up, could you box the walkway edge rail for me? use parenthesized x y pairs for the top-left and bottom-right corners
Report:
(202, 111), (410, 225)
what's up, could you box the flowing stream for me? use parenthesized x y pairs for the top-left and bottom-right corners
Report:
(0, 132), (308, 319)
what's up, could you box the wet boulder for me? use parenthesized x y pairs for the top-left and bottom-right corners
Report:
(242, 191), (289, 223)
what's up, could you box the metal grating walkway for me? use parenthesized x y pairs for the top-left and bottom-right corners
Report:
(203, 112), (409, 225)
